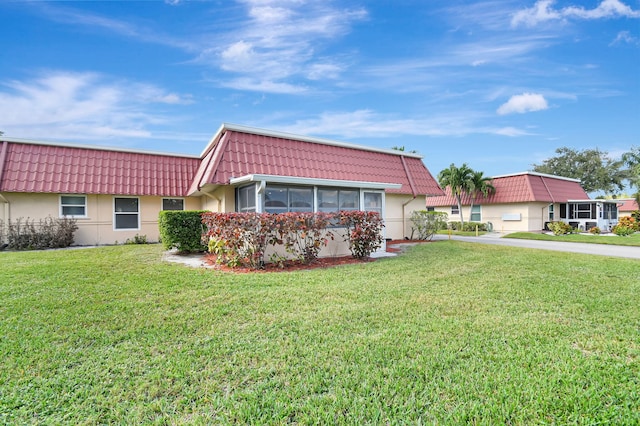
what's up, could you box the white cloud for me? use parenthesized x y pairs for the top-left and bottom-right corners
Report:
(274, 109), (530, 139)
(497, 93), (549, 115)
(512, 0), (640, 27)
(0, 71), (191, 141)
(610, 31), (640, 45)
(199, 1), (367, 93)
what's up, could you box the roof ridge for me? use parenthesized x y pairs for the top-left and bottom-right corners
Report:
(0, 137), (200, 159)
(220, 123), (424, 159)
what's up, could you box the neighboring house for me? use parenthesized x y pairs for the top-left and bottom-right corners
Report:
(617, 198), (639, 218)
(0, 123), (443, 247)
(425, 171), (619, 232)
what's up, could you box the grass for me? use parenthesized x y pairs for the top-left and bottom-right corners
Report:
(505, 231), (640, 246)
(1, 243), (639, 424)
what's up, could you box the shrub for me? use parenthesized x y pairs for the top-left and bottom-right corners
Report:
(410, 210), (448, 240)
(202, 212), (280, 269)
(274, 212), (335, 264)
(2, 217), (78, 250)
(125, 234), (148, 244)
(158, 210), (208, 253)
(448, 221), (488, 232)
(547, 221), (574, 236)
(339, 211), (384, 259)
(589, 226), (601, 235)
(612, 216), (637, 236)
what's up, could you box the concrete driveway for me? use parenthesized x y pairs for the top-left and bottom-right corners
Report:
(431, 233), (640, 260)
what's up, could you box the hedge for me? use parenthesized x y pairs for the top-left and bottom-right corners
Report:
(158, 210), (208, 253)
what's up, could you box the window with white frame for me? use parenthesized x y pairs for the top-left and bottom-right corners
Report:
(264, 186), (313, 213)
(60, 195), (87, 218)
(317, 188), (359, 213)
(114, 197), (139, 230)
(162, 198), (184, 211)
(470, 205), (481, 222)
(548, 204), (555, 221)
(451, 205), (460, 215)
(363, 191), (383, 216)
(237, 185), (257, 213)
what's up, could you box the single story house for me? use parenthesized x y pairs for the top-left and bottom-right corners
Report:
(617, 198), (639, 217)
(425, 171), (620, 232)
(0, 123), (443, 248)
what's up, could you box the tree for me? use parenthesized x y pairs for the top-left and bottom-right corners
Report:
(437, 163), (474, 226)
(467, 170), (495, 220)
(622, 146), (640, 205)
(531, 147), (625, 194)
(391, 145), (418, 154)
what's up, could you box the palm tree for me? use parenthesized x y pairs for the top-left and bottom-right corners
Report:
(437, 163), (474, 226)
(468, 171), (495, 221)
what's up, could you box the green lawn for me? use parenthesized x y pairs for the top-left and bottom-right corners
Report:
(505, 231), (640, 246)
(1, 243), (639, 424)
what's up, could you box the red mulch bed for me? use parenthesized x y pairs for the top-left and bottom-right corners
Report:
(204, 239), (431, 273)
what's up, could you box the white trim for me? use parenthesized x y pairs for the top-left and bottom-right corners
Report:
(230, 174), (402, 190)
(59, 194), (88, 219)
(113, 196), (140, 231)
(199, 122), (424, 159)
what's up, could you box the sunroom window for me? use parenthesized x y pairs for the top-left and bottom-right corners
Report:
(264, 186), (313, 213)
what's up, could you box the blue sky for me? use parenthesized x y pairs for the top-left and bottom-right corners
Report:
(1, 0), (638, 179)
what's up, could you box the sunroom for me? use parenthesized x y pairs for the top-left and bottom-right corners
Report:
(558, 200), (619, 232)
(231, 174), (400, 217)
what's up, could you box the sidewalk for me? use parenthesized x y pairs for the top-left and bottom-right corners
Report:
(431, 233), (640, 259)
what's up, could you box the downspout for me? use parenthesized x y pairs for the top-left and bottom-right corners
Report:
(202, 191), (222, 212)
(0, 142), (9, 241)
(399, 155), (418, 239)
(540, 176), (555, 230)
(0, 193), (9, 242)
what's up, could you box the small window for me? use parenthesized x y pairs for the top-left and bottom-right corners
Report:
(363, 191), (382, 216)
(426, 207), (435, 212)
(548, 204), (555, 221)
(114, 197), (139, 230)
(470, 205), (481, 222)
(162, 198), (184, 211)
(451, 205), (460, 215)
(60, 195), (87, 218)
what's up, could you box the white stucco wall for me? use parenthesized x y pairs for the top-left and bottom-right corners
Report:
(431, 202), (552, 233)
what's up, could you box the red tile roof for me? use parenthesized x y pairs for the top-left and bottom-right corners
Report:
(0, 140), (200, 196)
(425, 172), (589, 206)
(618, 198), (639, 212)
(189, 124), (443, 196)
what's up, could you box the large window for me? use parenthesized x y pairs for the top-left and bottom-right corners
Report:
(60, 195), (87, 218)
(317, 188), (359, 213)
(264, 186), (313, 213)
(571, 203), (595, 219)
(114, 197), (139, 230)
(470, 205), (481, 222)
(162, 198), (184, 211)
